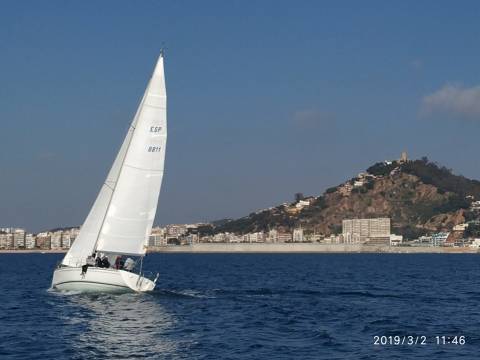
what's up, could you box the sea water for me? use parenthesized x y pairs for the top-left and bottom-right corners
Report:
(0, 253), (479, 359)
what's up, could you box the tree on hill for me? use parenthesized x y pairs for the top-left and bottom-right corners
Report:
(366, 161), (398, 176)
(401, 158), (480, 199)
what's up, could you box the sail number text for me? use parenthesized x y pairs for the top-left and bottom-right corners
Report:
(150, 126), (162, 133)
(148, 146), (161, 152)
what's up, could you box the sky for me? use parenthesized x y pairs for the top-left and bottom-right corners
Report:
(2, 1), (480, 232)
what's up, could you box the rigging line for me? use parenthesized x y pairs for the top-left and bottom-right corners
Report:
(104, 183), (115, 191)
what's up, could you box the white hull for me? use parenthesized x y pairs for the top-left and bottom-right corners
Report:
(51, 266), (156, 293)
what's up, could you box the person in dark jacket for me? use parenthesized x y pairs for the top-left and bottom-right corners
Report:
(101, 255), (110, 268)
(114, 256), (124, 270)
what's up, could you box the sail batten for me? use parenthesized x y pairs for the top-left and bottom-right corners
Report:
(62, 55), (166, 266)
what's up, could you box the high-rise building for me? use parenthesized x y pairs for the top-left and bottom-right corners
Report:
(13, 229), (26, 249)
(50, 231), (63, 250)
(25, 234), (36, 249)
(342, 218), (391, 244)
(36, 232), (51, 250)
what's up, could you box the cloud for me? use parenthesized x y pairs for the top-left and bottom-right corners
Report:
(292, 109), (334, 128)
(421, 84), (480, 119)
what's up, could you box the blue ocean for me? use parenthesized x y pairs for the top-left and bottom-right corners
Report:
(1, 253), (479, 359)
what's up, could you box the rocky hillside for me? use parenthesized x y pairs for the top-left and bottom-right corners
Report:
(212, 158), (480, 239)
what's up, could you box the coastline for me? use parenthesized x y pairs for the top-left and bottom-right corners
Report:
(148, 243), (480, 254)
(0, 249), (67, 254)
(2, 243), (479, 254)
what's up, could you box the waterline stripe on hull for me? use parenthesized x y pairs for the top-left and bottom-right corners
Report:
(53, 280), (131, 290)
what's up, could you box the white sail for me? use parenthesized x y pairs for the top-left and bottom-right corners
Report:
(62, 55), (166, 266)
(95, 56), (167, 256)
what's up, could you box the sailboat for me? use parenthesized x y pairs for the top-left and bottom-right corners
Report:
(51, 53), (167, 292)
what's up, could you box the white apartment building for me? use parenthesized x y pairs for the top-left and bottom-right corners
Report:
(150, 234), (167, 247)
(166, 224), (188, 237)
(342, 218), (391, 244)
(277, 231), (292, 243)
(243, 232), (265, 243)
(228, 234), (243, 243)
(25, 233), (36, 249)
(51, 231), (63, 250)
(0, 234), (8, 249)
(295, 200), (311, 209)
(293, 228), (304, 242)
(389, 234), (403, 246)
(13, 229), (26, 249)
(59, 229), (78, 249)
(267, 229), (278, 243)
(35, 233), (51, 249)
(432, 232), (450, 247)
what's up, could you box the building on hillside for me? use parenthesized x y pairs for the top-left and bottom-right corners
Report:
(453, 223), (468, 231)
(338, 183), (353, 196)
(353, 180), (364, 187)
(295, 200), (311, 210)
(342, 218), (391, 244)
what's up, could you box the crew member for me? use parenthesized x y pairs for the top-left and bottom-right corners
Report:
(114, 255), (124, 270)
(124, 257), (135, 271)
(101, 255), (110, 268)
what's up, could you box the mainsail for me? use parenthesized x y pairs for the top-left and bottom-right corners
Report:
(62, 55), (167, 266)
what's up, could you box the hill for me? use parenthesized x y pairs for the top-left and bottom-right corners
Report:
(211, 157), (480, 239)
